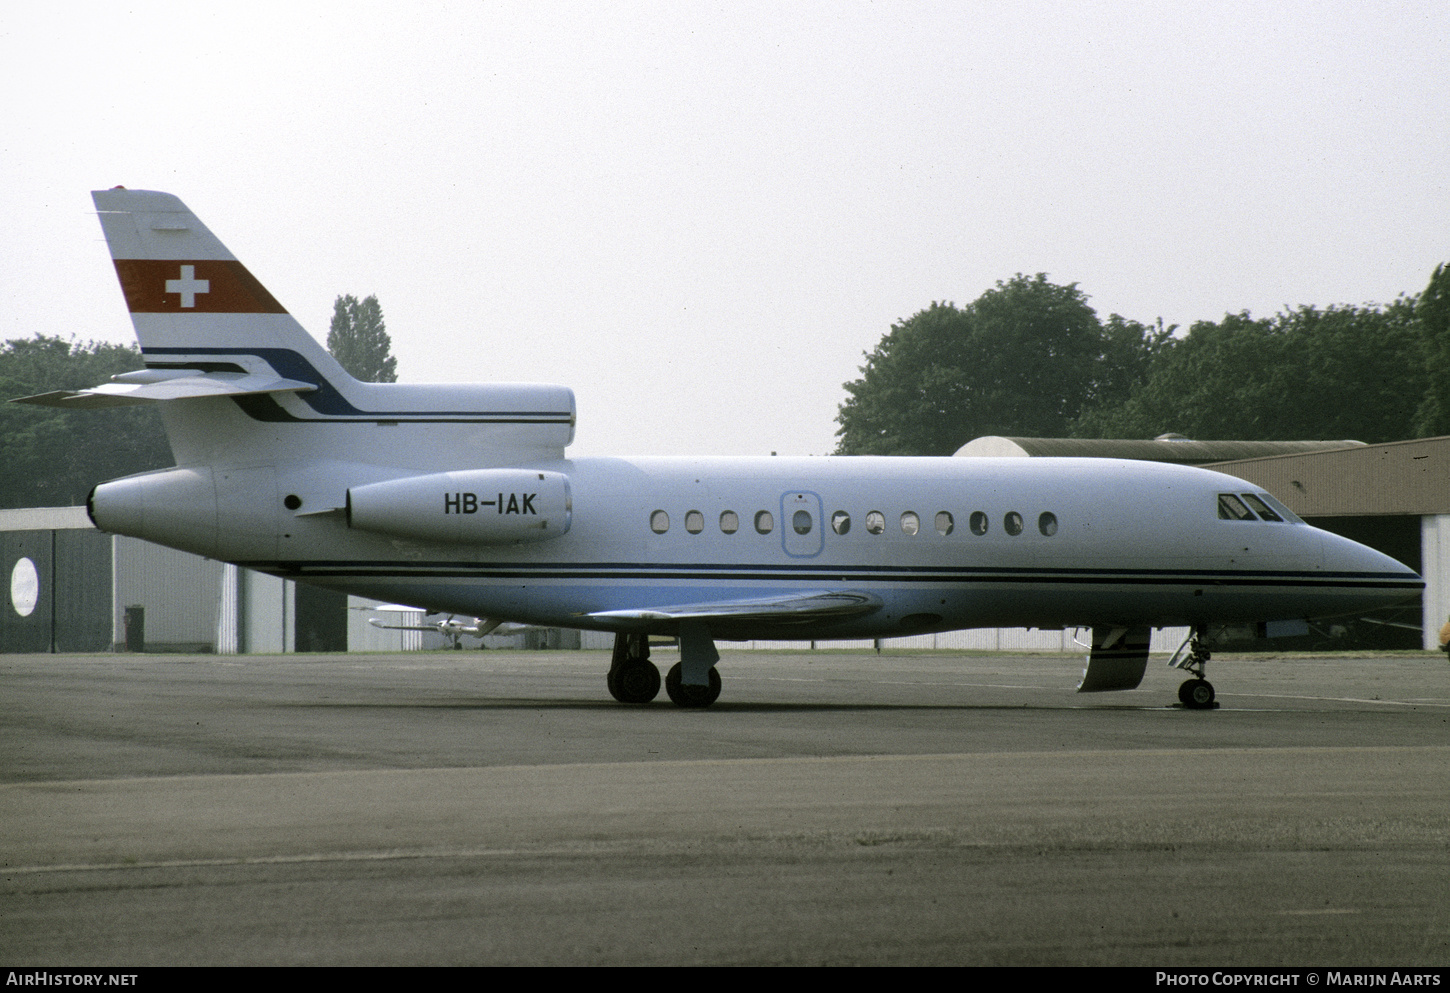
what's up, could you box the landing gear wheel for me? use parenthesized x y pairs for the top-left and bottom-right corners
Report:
(608, 660), (661, 704)
(1179, 678), (1216, 710)
(665, 662), (721, 708)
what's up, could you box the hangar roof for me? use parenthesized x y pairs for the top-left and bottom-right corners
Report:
(0, 506), (93, 531)
(1207, 436), (1450, 517)
(954, 435), (1364, 466)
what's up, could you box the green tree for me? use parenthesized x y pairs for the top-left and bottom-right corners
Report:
(0, 336), (173, 508)
(1074, 301), (1423, 443)
(835, 274), (1165, 455)
(327, 294), (398, 383)
(1413, 263), (1450, 436)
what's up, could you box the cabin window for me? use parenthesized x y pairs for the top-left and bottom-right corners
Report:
(1004, 511), (1024, 536)
(831, 510), (851, 535)
(1241, 494), (1282, 522)
(650, 510), (670, 534)
(935, 511), (954, 536)
(1217, 493), (1256, 520)
(900, 511), (920, 535)
(865, 511), (886, 535)
(969, 511), (988, 535)
(1038, 511), (1058, 536)
(793, 509), (813, 535)
(754, 510), (774, 534)
(720, 510), (739, 534)
(685, 510), (704, 534)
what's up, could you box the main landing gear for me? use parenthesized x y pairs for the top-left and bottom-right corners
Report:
(607, 627), (723, 708)
(1170, 627), (1218, 710)
(664, 661), (721, 708)
(607, 633), (661, 704)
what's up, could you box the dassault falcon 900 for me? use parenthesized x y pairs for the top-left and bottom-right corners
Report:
(17, 188), (1423, 708)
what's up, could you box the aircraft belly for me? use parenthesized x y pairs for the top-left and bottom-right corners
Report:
(283, 565), (1379, 638)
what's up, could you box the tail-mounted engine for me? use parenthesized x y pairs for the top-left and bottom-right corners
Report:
(346, 469), (571, 545)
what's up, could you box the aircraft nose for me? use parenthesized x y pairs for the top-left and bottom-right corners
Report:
(1317, 528), (1423, 609)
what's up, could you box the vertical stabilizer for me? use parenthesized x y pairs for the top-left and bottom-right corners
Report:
(91, 187), (352, 383)
(87, 189), (576, 470)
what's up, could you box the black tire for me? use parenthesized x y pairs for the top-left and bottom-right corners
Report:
(1182, 678), (1216, 710)
(610, 660), (661, 704)
(665, 662), (721, 708)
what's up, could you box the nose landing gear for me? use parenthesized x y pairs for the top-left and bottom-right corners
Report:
(1170, 628), (1218, 710)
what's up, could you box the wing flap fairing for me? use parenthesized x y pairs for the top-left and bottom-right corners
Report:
(586, 590), (882, 629)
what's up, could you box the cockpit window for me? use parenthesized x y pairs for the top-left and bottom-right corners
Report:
(1217, 494), (1256, 520)
(1255, 492), (1303, 524)
(1240, 493), (1282, 522)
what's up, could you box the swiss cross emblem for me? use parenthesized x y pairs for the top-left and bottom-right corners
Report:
(165, 265), (210, 308)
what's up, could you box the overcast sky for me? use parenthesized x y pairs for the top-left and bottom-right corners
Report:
(3, 1), (1446, 457)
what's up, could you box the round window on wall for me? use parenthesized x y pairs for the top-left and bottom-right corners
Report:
(650, 510), (670, 534)
(10, 557), (39, 617)
(1004, 512), (1024, 536)
(831, 511), (851, 535)
(1038, 512), (1058, 536)
(969, 512), (988, 536)
(754, 510), (774, 534)
(792, 509), (812, 535)
(720, 510), (739, 534)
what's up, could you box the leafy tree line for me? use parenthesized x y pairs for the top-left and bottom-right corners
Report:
(0, 336), (173, 509)
(0, 294), (398, 509)
(836, 266), (1450, 455)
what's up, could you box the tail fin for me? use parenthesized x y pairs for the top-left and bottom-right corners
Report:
(79, 189), (575, 468)
(92, 186), (355, 390)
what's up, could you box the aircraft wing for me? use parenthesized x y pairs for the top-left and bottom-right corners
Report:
(367, 618), (442, 633)
(585, 590), (882, 628)
(12, 371), (317, 409)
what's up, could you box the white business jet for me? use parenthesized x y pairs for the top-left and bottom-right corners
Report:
(364, 604), (529, 649)
(17, 189), (1422, 708)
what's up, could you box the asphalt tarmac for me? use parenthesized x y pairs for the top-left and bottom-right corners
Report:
(2, 648), (1447, 966)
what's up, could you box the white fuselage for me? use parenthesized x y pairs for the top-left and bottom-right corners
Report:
(93, 452), (1420, 640)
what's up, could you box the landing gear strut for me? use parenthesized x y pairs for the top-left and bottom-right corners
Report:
(1171, 627), (1217, 710)
(607, 633), (660, 704)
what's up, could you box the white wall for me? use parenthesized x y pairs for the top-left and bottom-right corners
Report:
(1421, 515), (1450, 651)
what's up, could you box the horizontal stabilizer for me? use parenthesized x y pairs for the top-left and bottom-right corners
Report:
(12, 370), (317, 409)
(586, 590), (882, 629)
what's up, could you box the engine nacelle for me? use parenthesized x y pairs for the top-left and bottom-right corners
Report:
(347, 469), (571, 545)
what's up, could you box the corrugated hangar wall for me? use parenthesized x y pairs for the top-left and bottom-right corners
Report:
(1, 526), (113, 653)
